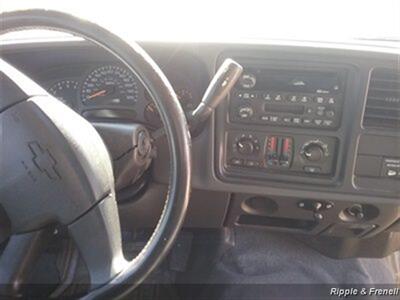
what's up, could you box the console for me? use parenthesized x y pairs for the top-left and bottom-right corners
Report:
(217, 60), (348, 183)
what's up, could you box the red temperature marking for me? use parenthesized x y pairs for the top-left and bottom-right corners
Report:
(283, 137), (290, 153)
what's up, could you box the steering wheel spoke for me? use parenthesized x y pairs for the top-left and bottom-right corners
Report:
(68, 193), (127, 288)
(0, 228), (52, 297)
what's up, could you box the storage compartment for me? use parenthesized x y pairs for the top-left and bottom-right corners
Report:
(237, 214), (317, 231)
(225, 193), (399, 238)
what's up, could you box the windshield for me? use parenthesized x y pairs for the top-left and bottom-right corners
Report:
(2, 0), (400, 45)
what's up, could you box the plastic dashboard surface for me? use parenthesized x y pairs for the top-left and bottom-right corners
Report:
(2, 39), (399, 205)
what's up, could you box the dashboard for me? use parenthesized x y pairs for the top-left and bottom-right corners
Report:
(3, 42), (208, 129)
(2, 38), (399, 257)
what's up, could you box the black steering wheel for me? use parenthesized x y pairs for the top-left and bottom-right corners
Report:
(0, 10), (191, 299)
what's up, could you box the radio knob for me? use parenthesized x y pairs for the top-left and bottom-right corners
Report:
(240, 73), (257, 89)
(302, 142), (325, 162)
(237, 138), (255, 155)
(238, 106), (254, 119)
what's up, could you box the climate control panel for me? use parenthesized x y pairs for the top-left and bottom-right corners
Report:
(226, 131), (337, 176)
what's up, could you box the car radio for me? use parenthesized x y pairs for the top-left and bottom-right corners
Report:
(229, 68), (346, 130)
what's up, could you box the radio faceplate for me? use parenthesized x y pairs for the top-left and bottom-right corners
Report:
(229, 68), (346, 130)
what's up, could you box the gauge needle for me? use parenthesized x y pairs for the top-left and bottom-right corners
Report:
(88, 89), (107, 100)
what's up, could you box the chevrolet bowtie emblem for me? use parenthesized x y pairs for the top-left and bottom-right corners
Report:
(29, 142), (61, 180)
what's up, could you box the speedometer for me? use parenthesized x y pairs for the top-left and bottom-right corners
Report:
(81, 65), (139, 106)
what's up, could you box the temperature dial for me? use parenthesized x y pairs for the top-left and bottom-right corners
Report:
(301, 141), (329, 162)
(233, 134), (260, 156)
(237, 139), (255, 155)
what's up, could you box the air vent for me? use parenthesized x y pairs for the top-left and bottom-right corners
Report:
(364, 68), (400, 129)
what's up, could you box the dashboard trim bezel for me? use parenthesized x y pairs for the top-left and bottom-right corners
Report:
(214, 54), (361, 188)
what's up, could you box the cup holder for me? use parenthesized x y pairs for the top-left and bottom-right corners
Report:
(241, 197), (278, 216)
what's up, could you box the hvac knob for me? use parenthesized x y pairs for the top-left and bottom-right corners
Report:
(302, 142), (326, 162)
(237, 138), (255, 155)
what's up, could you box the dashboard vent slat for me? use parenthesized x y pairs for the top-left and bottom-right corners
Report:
(363, 68), (400, 129)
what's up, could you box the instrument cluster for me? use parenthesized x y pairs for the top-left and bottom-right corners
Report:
(45, 61), (204, 128)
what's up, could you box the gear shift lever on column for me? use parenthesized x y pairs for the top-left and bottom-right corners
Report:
(187, 58), (243, 133)
(151, 58), (243, 140)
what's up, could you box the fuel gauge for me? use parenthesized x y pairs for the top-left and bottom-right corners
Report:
(48, 80), (79, 107)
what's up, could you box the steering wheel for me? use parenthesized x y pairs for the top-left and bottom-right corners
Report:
(0, 10), (191, 299)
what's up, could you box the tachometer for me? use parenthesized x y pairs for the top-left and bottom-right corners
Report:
(48, 80), (79, 107)
(81, 65), (138, 105)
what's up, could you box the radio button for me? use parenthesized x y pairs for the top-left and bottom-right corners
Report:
(240, 73), (257, 89)
(386, 169), (398, 177)
(314, 119), (323, 126)
(300, 96), (311, 103)
(263, 93), (273, 101)
(327, 97), (336, 104)
(326, 110), (335, 118)
(292, 117), (301, 124)
(287, 95), (298, 102)
(238, 106), (254, 119)
(242, 92), (257, 100)
(322, 120), (333, 127)
(270, 116), (280, 122)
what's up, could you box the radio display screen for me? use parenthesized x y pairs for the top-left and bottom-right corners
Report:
(252, 69), (342, 94)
